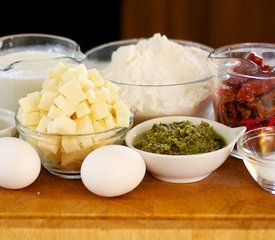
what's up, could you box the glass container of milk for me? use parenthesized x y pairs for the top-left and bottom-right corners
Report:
(0, 33), (85, 112)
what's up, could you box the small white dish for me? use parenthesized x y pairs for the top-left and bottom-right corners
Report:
(0, 108), (17, 137)
(125, 116), (246, 183)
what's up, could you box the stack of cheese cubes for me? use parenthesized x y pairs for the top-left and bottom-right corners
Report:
(17, 63), (132, 169)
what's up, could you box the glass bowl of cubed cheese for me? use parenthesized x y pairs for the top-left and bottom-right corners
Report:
(15, 63), (133, 179)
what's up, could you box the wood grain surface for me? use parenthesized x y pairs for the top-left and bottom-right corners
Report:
(1, 156), (275, 239)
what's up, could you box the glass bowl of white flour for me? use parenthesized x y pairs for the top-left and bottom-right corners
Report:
(85, 33), (213, 124)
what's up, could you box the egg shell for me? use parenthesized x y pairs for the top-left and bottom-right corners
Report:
(0, 137), (41, 189)
(80, 145), (145, 197)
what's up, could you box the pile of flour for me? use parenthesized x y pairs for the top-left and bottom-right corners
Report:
(102, 33), (212, 122)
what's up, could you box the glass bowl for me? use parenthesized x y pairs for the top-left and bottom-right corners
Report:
(85, 37), (213, 125)
(237, 126), (275, 194)
(0, 33), (85, 112)
(208, 43), (275, 131)
(125, 116), (246, 183)
(16, 116), (133, 179)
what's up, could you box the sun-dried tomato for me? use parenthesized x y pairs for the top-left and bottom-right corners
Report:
(247, 52), (263, 67)
(214, 52), (275, 130)
(236, 79), (274, 103)
(247, 52), (274, 73)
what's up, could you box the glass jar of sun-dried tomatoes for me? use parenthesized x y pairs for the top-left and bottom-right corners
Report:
(208, 43), (275, 131)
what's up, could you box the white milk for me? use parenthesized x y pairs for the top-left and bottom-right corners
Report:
(0, 51), (64, 112)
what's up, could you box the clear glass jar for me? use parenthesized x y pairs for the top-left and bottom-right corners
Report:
(0, 33), (85, 112)
(208, 43), (275, 131)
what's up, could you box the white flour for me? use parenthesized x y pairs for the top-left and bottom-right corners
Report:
(102, 33), (212, 122)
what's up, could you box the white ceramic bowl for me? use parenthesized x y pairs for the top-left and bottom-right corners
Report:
(125, 116), (246, 183)
(0, 108), (17, 137)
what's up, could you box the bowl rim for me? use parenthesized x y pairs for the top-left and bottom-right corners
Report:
(85, 38), (214, 87)
(0, 33), (86, 63)
(237, 126), (275, 164)
(208, 42), (275, 58)
(0, 108), (16, 136)
(208, 42), (275, 80)
(15, 115), (133, 137)
(125, 115), (244, 158)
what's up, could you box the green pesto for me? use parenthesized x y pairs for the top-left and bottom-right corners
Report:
(134, 121), (226, 155)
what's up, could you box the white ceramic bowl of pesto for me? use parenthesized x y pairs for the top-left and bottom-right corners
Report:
(125, 116), (246, 183)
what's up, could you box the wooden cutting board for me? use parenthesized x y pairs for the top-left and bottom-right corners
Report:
(1, 156), (275, 240)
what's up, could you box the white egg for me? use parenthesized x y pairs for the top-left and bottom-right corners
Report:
(81, 145), (146, 197)
(0, 137), (41, 189)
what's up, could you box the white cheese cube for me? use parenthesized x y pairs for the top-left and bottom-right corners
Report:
(46, 152), (61, 164)
(36, 116), (51, 132)
(37, 140), (60, 155)
(61, 68), (77, 83)
(49, 116), (76, 134)
(115, 109), (131, 128)
(75, 101), (91, 118)
(27, 91), (41, 110)
(49, 62), (68, 77)
(18, 97), (34, 113)
(91, 102), (110, 120)
(112, 101), (131, 112)
(75, 115), (94, 134)
(48, 105), (65, 119)
(61, 136), (81, 153)
(103, 115), (116, 129)
(74, 64), (88, 77)
(59, 82), (87, 107)
(112, 101), (132, 117)
(87, 68), (105, 87)
(60, 147), (93, 168)
(54, 95), (75, 117)
(77, 75), (95, 92)
(21, 112), (40, 126)
(46, 120), (55, 134)
(76, 136), (94, 148)
(95, 87), (110, 103)
(93, 120), (107, 133)
(39, 91), (58, 111)
(86, 88), (96, 104)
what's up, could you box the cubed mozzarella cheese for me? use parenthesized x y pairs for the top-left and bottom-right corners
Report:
(75, 115), (94, 134)
(54, 95), (75, 117)
(91, 102), (110, 120)
(87, 68), (105, 87)
(49, 116), (76, 134)
(48, 105), (65, 119)
(21, 112), (40, 126)
(59, 82), (87, 107)
(61, 136), (81, 153)
(75, 101), (91, 118)
(36, 116), (51, 132)
(39, 91), (58, 111)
